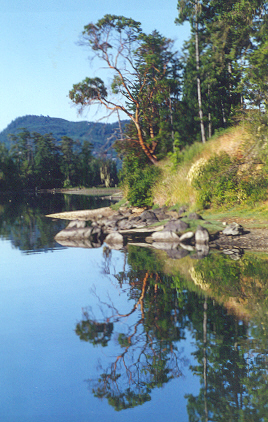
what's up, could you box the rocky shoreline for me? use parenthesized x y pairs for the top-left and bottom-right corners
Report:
(47, 205), (268, 258)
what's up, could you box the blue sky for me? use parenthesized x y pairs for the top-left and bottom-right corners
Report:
(0, 0), (190, 132)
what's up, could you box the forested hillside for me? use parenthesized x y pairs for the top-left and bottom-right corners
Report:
(0, 115), (129, 156)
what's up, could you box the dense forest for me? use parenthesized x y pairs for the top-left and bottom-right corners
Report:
(0, 129), (118, 190)
(0, 116), (128, 190)
(0, 115), (128, 157)
(1, 1), (268, 203)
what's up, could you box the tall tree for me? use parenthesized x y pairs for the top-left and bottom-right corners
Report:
(177, 0), (268, 140)
(33, 133), (62, 188)
(176, 0), (206, 143)
(9, 129), (35, 188)
(60, 136), (77, 186)
(69, 15), (180, 164)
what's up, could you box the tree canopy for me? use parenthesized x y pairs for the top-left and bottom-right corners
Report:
(69, 15), (181, 164)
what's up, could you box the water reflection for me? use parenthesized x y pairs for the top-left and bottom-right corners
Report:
(76, 245), (268, 419)
(76, 247), (188, 410)
(2, 194), (268, 420)
(0, 193), (110, 252)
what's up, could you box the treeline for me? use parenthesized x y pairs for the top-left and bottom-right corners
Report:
(0, 115), (128, 154)
(0, 129), (117, 191)
(68, 3), (268, 205)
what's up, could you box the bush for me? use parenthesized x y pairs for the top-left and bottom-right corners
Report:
(119, 155), (160, 207)
(191, 152), (268, 209)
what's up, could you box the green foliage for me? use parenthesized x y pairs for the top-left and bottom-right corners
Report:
(195, 252), (268, 309)
(2, 130), (118, 191)
(120, 155), (160, 207)
(1, 114), (128, 155)
(70, 15), (182, 165)
(69, 77), (108, 108)
(75, 315), (113, 347)
(192, 152), (268, 209)
(127, 246), (164, 273)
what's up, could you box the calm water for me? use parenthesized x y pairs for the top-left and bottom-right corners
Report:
(0, 194), (268, 421)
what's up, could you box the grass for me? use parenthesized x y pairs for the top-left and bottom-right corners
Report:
(152, 124), (247, 209)
(202, 204), (268, 229)
(180, 217), (224, 234)
(110, 198), (129, 210)
(152, 157), (196, 207)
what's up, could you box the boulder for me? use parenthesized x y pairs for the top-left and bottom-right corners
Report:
(195, 225), (210, 244)
(191, 244), (210, 259)
(180, 243), (195, 251)
(166, 248), (189, 259)
(163, 219), (189, 233)
(91, 226), (103, 240)
(116, 218), (133, 230)
(179, 231), (195, 244)
(222, 248), (243, 260)
(151, 230), (180, 242)
(104, 232), (124, 249)
(66, 220), (86, 229)
(188, 212), (203, 220)
(152, 242), (180, 250)
(222, 222), (243, 236)
(55, 226), (93, 240)
(153, 207), (171, 221)
(139, 210), (159, 224)
(55, 239), (99, 248)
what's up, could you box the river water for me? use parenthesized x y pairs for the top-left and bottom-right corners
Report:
(1, 193), (268, 421)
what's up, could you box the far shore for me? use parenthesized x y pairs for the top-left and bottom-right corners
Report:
(38, 186), (122, 197)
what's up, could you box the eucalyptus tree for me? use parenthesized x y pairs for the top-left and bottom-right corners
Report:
(69, 15), (180, 164)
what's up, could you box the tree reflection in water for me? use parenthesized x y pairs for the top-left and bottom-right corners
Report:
(76, 246), (268, 417)
(0, 193), (110, 252)
(76, 247), (189, 410)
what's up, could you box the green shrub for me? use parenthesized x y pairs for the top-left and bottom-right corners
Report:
(119, 154), (161, 207)
(192, 152), (268, 209)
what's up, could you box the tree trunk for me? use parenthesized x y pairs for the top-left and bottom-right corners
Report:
(195, 0), (206, 144)
(133, 109), (157, 164)
(169, 89), (175, 150)
(208, 84), (212, 138)
(203, 295), (208, 422)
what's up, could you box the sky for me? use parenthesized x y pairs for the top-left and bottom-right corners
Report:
(0, 0), (190, 132)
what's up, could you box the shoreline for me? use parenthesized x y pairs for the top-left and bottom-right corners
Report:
(47, 205), (268, 252)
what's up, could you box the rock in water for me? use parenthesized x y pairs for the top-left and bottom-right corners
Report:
(179, 231), (195, 244)
(195, 225), (210, 244)
(151, 230), (180, 242)
(66, 220), (86, 229)
(104, 232), (124, 249)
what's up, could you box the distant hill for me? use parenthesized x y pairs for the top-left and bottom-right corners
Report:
(0, 115), (129, 157)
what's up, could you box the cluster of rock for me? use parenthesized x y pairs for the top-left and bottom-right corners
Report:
(54, 206), (245, 259)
